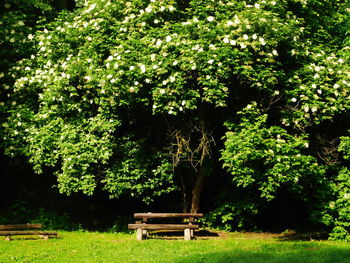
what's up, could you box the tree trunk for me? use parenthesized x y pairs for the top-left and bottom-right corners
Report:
(190, 167), (205, 213)
(179, 173), (190, 213)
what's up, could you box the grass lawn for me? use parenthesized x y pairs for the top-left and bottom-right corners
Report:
(0, 231), (349, 263)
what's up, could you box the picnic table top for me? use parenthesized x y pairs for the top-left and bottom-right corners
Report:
(134, 213), (203, 218)
(0, 224), (42, 230)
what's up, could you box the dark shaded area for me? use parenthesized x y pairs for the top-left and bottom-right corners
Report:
(0, 151), (180, 231)
(255, 188), (311, 232)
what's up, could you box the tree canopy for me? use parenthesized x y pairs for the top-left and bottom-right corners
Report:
(1, 0), (350, 240)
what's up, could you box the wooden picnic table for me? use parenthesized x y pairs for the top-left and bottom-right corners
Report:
(128, 212), (203, 240)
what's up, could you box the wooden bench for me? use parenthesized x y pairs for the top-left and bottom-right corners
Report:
(128, 213), (203, 241)
(0, 224), (57, 241)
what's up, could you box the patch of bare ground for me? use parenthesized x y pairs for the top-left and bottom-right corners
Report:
(198, 229), (329, 241)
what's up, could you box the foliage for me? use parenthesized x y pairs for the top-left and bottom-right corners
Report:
(0, 0), (56, 111)
(1, 0), (350, 239)
(221, 104), (325, 201)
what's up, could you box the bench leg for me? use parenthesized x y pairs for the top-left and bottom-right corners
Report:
(136, 229), (143, 241)
(184, 228), (191, 241)
(5, 235), (11, 241)
(142, 230), (148, 238)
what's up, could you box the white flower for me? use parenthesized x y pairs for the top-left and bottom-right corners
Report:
(240, 43), (247, 49)
(168, 6), (175, 11)
(334, 83), (340, 89)
(254, 3), (260, 8)
(107, 74), (113, 79)
(271, 1), (276, 5)
(86, 3), (96, 13)
(252, 34), (258, 40)
(291, 97), (297, 102)
(272, 50), (278, 56)
(159, 89), (165, 94)
(223, 38), (229, 44)
(311, 106), (317, 112)
(166, 36), (172, 42)
(317, 89), (322, 94)
(113, 63), (119, 69)
(169, 76), (176, 82)
(84, 76), (91, 81)
(145, 7), (152, 13)
(139, 64), (146, 73)
(230, 40), (236, 45)
(274, 90), (280, 95)
(227, 20), (234, 26)
(208, 59), (214, 64)
(28, 34), (34, 40)
(173, 61), (178, 66)
(259, 37), (266, 45)
(243, 34), (249, 40)
(315, 66), (320, 71)
(87, 37), (92, 41)
(129, 87), (135, 92)
(129, 66), (135, 70)
(155, 39), (162, 47)
(304, 106), (309, 112)
(311, 84), (317, 89)
(207, 16), (215, 22)
(304, 142), (309, 148)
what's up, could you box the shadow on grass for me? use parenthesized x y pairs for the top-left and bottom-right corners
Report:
(172, 247), (350, 263)
(4, 235), (62, 241)
(277, 230), (329, 242)
(144, 229), (220, 240)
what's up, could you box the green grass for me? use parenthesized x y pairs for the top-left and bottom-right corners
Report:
(0, 231), (349, 263)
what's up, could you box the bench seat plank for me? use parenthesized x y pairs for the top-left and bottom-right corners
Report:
(128, 224), (199, 230)
(0, 231), (57, 236)
(134, 213), (203, 219)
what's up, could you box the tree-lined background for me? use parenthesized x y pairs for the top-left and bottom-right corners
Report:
(0, 0), (349, 241)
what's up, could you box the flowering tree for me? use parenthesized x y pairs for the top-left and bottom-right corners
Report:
(2, 0), (350, 238)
